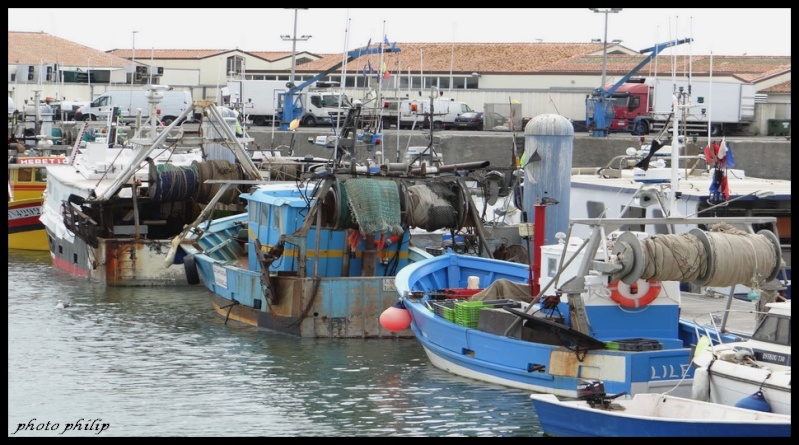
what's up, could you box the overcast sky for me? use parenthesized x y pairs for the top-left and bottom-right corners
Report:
(8, 8), (791, 57)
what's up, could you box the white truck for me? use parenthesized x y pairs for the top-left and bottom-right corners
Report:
(75, 89), (193, 125)
(225, 80), (350, 128)
(399, 97), (474, 129)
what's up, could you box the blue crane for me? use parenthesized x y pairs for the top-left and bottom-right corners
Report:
(586, 38), (692, 137)
(278, 41), (401, 130)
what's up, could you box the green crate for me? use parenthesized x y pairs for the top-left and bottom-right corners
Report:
(432, 301), (456, 322)
(455, 301), (485, 328)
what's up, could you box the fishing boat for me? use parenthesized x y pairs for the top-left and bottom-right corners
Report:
(390, 113), (787, 398)
(568, 132), (791, 300)
(180, 162), (511, 337)
(529, 381), (791, 437)
(176, 78), (529, 337)
(691, 299), (791, 415)
(39, 85), (263, 286)
(8, 154), (68, 251)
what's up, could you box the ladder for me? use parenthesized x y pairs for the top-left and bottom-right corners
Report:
(67, 121), (90, 165)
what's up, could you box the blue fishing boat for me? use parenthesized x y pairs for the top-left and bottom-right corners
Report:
(181, 163), (506, 337)
(394, 213), (782, 398)
(391, 113), (785, 398)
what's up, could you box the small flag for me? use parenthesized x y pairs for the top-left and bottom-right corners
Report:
(362, 64), (367, 78)
(719, 137), (735, 167)
(366, 38), (371, 50)
(384, 35), (390, 46)
(368, 60), (375, 74)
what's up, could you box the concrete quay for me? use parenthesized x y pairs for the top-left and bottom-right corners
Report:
(247, 128), (792, 181)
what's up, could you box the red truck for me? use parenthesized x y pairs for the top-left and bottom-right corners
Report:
(600, 78), (757, 137)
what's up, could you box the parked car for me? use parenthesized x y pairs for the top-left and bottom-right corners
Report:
(453, 111), (508, 131)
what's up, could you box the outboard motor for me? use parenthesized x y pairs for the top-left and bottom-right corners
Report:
(577, 380), (627, 408)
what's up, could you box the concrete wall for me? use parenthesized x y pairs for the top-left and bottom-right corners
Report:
(248, 129), (792, 181)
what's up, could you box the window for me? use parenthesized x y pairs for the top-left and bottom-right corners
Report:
(226, 56), (244, 76)
(35, 167), (47, 182)
(16, 168), (33, 182)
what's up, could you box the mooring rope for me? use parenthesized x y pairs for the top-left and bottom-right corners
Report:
(638, 223), (777, 287)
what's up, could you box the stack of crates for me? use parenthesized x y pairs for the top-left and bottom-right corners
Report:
(455, 301), (485, 328)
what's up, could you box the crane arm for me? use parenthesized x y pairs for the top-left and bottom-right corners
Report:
(594, 38), (693, 98)
(280, 42), (401, 129)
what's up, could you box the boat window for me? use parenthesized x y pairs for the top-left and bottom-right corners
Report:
(586, 201), (605, 218)
(752, 314), (790, 346)
(35, 167), (47, 182)
(618, 206), (645, 232)
(17, 168), (33, 182)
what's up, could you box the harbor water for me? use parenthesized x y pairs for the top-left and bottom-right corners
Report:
(8, 249), (544, 437)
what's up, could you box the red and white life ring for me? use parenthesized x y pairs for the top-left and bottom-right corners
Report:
(608, 279), (661, 308)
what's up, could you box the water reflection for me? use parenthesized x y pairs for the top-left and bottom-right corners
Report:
(8, 250), (542, 437)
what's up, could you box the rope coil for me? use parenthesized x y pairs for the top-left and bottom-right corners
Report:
(632, 224), (780, 288)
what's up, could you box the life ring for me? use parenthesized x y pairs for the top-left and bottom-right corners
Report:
(608, 279), (660, 308)
(183, 254), (200, 285)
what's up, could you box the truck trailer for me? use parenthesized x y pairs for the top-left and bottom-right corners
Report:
(604, 78), (756, 136)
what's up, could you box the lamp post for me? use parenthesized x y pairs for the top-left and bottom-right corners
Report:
(131, 31), (138, 87)
(281, 8), (311, 87)
(590, 8), (621, 89)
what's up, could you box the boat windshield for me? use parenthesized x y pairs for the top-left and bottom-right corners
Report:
(751, 312), (791, 346)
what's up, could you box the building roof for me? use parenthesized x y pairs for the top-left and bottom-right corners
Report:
(289, 42), (614, 74)
(8, 31), (132, 68)
(759, 80), (791, 93)
(108, 48), (296, 62)
(9, 32), (791, 87)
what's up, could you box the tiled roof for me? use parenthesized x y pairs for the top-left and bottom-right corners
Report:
(9, 32), (791, 84)
(542, 54), (792, 80)
(759, 80), (791, 93)
(8, 31), (131, 68)
(290, 42), (609, 74)
(108, 48), (295, 61)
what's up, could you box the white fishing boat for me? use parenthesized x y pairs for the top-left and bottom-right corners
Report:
(40, 85), (263, 286)
(567, 120), (791, 300)
(691, 299), (791, 415)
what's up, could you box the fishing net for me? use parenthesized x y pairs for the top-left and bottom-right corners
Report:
(342, 179), (403, 235)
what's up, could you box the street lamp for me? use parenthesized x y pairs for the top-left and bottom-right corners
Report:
(131, 30), (138, 87)
(281, 8), (311, 87)
(589, 8), (621, 89)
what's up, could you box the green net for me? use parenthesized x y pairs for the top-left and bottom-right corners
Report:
(342, 179), (403, 235)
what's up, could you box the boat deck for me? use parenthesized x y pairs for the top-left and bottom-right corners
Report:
(679, 291), (763, 335)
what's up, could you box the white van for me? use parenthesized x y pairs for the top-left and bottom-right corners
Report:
(75, 89), (193, 125)
(399, 97), (473, 129)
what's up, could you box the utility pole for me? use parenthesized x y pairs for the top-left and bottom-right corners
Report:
(130, 31), (138, 87)
(281, 8), (311, 87)
(590, 8), (622, 89)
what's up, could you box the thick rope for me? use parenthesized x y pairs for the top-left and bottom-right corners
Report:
(149, 163), (199, 202)
(638, 223), (777, 287)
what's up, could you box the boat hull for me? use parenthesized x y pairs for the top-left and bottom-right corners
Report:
(199, 260), (414, 338)
(8, 197), (48, 251)
(530, 393), (791, 437)
(45, 224), (191, 286)
(701, 362), (791, 415)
